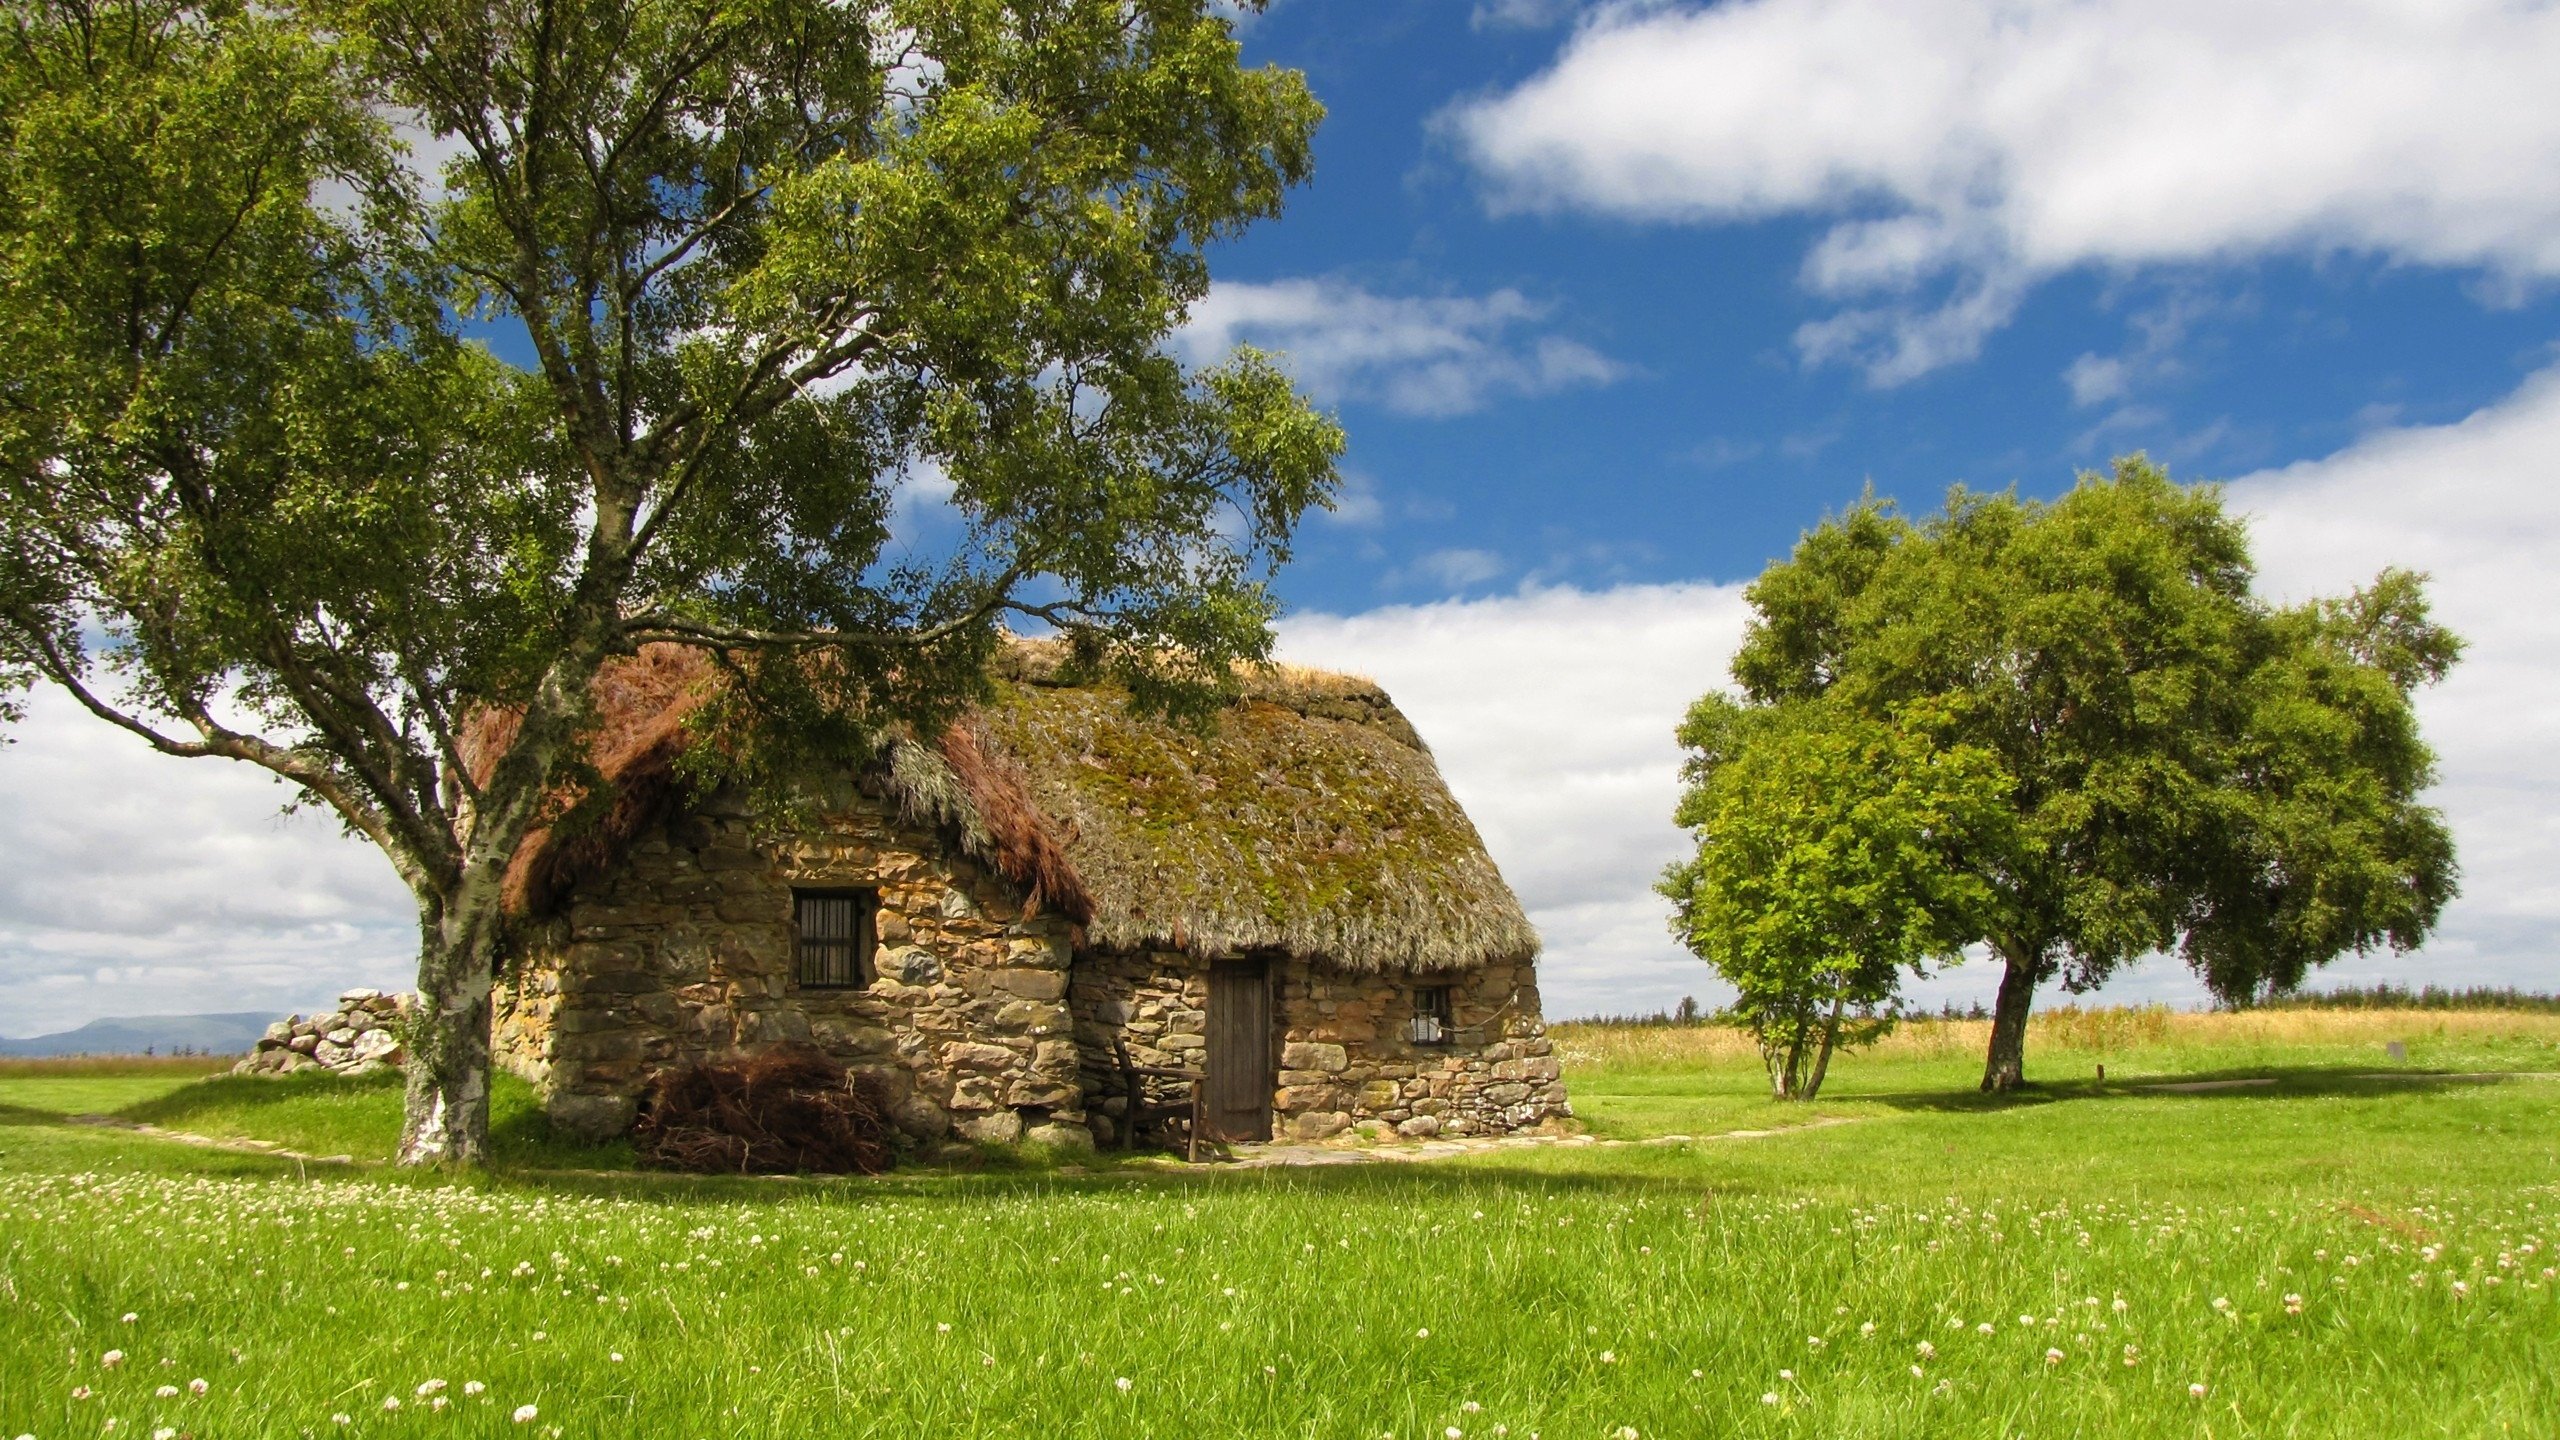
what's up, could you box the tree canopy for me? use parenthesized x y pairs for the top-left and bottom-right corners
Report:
(0, 0), (1341, 1163)
(1660, 698), (2012, 1100)
(1701, 459), (2459, 1090)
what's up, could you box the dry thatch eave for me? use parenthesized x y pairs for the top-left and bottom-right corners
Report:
(477, 642), (1537, 973)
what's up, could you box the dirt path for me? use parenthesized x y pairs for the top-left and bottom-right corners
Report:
(64, 1113), (355, 1166)
(1201, 1114), (1865, 1169)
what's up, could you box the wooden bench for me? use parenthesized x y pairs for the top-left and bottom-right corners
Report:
(1111, 1039), (1226, 1162)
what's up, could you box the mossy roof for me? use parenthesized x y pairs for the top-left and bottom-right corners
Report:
(485, 643), (1538, 972)
(967, 653), (1538, 972)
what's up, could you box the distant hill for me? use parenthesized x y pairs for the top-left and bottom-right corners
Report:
(0, 1012), (281, 1058)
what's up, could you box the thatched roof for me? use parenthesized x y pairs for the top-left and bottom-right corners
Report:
(479, 642), (1537, 973)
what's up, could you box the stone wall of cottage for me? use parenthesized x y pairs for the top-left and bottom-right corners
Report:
(1271, 957), (1566, 1141)
(1066, 949), (1568, 1146)
(494, 784), (1086, 1148)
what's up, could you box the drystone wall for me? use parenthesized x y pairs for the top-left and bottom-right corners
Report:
(1068, 950), (1569, 1146)
(494, 785), (1087, 1148)
(234, 988), (413, 1077)
(1270, 957), (1566, 1141)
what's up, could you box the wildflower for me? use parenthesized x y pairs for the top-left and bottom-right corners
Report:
(1859, 1321), (1875, 1336)
(1915, 1341), (1936, 1360)
(331, 1414), (353, 1426)
(1760, 1393), (1777, 1406)
(2044, 1348), (2065, 1366)
(2452, 1281), (2470, 1297)
(2122, 1344), (2141, 1367)
(2283, 1293), (2304, 1315)
(73, 1386), (94, 1400)
(432, 1397), (450, 1412)
(154, 1429), (177, 1440)
(1114, 1378), (1132, 1394)
(512, 1404), (540, 1423)
(122, 1313), (139, 1325)
(2111, 1297), (2128, 1313)
(1461, 1402), (1482, 1414)
(1806, 1335), (1825, 1349)
(463, 1381), (487, 1397)
(1598, 1351), (1616, 1364)
(2189, 1384), (2208, 1399)
(1615, 1429), (1640, 1440)
(1976, 1323), (1995, 1336)
(102, 1350), (126, 1368)
(936, 1323), (951, 1334)
(1910, 1365), (1925, 1378)
(610, 1353), (624, 1364)
(156, 1385), (180, 1399)
(384, 1396), (403, 1411)
(1779, 1369), (1794, 1381)
(188, 1378), (208, 1396)
(417, 1380), (447, 1397)
(1417, 1328), (1431, 1339)
(2210, 1296), (2232, 1313)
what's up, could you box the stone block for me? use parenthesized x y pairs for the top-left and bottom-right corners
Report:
(890, 1093), (951, 1140)
(1396, 1115), (1441, 1139)
(1289, 1111), (1351, 1142)
(1358, 1081), (1401, 1110)
(948, 1076), (1003, 1112)
(1025, 1121), (1095, 1153)
(941, 1041), (1017, 1073)
(996, 968), (1068, 1001)
(955, 1110), (1021, 1145)
(1158, 1032), (1207, 1051)
(546, 1090), (638, 1141)
(1005, 1078), (1078, 1109)
(993, 1001), (1070, 1036)
(1281, 1041), (1347, 1073)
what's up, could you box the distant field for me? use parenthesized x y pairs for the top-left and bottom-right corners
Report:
(1, 1008), (2553, 1438)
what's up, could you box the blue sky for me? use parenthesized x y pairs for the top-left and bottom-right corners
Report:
(5, 0), (2559, 1033)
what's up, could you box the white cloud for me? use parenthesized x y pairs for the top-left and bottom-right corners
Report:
(1412, 548), (1509, 590)
(1179, 278), (1625, 417)
(0, 693), (416, 1037)
(1449, 0), (2560, 382)
(1281, 582), (1753, 1019)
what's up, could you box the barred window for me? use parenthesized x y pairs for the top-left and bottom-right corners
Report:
(1407, 984), (1453, 1046)
(793, 889), (878, 989)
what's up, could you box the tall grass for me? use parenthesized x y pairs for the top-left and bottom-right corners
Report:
(1551, 1004), (2560, 1073)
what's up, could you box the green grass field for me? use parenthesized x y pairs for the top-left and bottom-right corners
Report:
(2, 1007), (2554, 1438)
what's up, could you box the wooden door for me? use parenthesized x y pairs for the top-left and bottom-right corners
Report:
(1207, 960), (1274, 1142)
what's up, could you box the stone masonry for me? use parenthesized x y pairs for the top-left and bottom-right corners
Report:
(1070, 949), (1569, 1145)
(494, 784), (1087, 1148)
(234, 988), (413, 1077)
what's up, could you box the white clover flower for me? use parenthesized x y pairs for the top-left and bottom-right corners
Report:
(1760, 1393), (1778, 1406)
(417, 1379), (447, 1397)
(187, 1378), (207, 1397)
(153, 1429), (177, 1440)
(512, 1403), (539, 1423)
(383, 1396), (402, 1411)
(1915, 1341), (1935, 1359)
(122, 1313), (139, 1325)
(1446, 1428), (1463, 1439)
(432, 1397), (450, 1411)
(1778, 1369), (1793, 1381)
(331, 1413), (352, 1426)
(1910, 1365), (1925, 1378)
(2111, 1298), (2129, 1313)
(1976, 1323), (1994, 1336)
(2190, 1384), (2208, 1399)
(72, 1386), (94, 1400)
(102, 1350), (126, 1368)
(156, 1385), (180, 1398)
(463, 1381), (486, 1397)
(1859, 1321), (1876, 1336)
(2044, 1348), (2064, 1365)
(610, 1353), (624, 1364)
(1461, 1402), (1482, 1414)
(2211, 1297), (2231, 1312)
(1598, 1351), (1615, 1364)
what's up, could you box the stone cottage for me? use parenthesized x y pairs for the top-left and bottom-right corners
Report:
(488, 641), (1568, 1149)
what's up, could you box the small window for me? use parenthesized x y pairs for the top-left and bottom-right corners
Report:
(794, 889), (878, 989)
(1407, 985), (1453, 1046)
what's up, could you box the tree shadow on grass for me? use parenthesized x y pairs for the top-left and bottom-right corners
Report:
(1841, 1064), (2546, 1115)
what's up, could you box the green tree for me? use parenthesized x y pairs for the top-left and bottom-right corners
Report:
(1725, 460), (2458, 1091)
(0, 0), (1340, 1164)
(1660, 699), (2011, 1100)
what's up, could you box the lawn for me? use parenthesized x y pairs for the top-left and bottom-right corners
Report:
(1, 1008), (2554, 1439)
